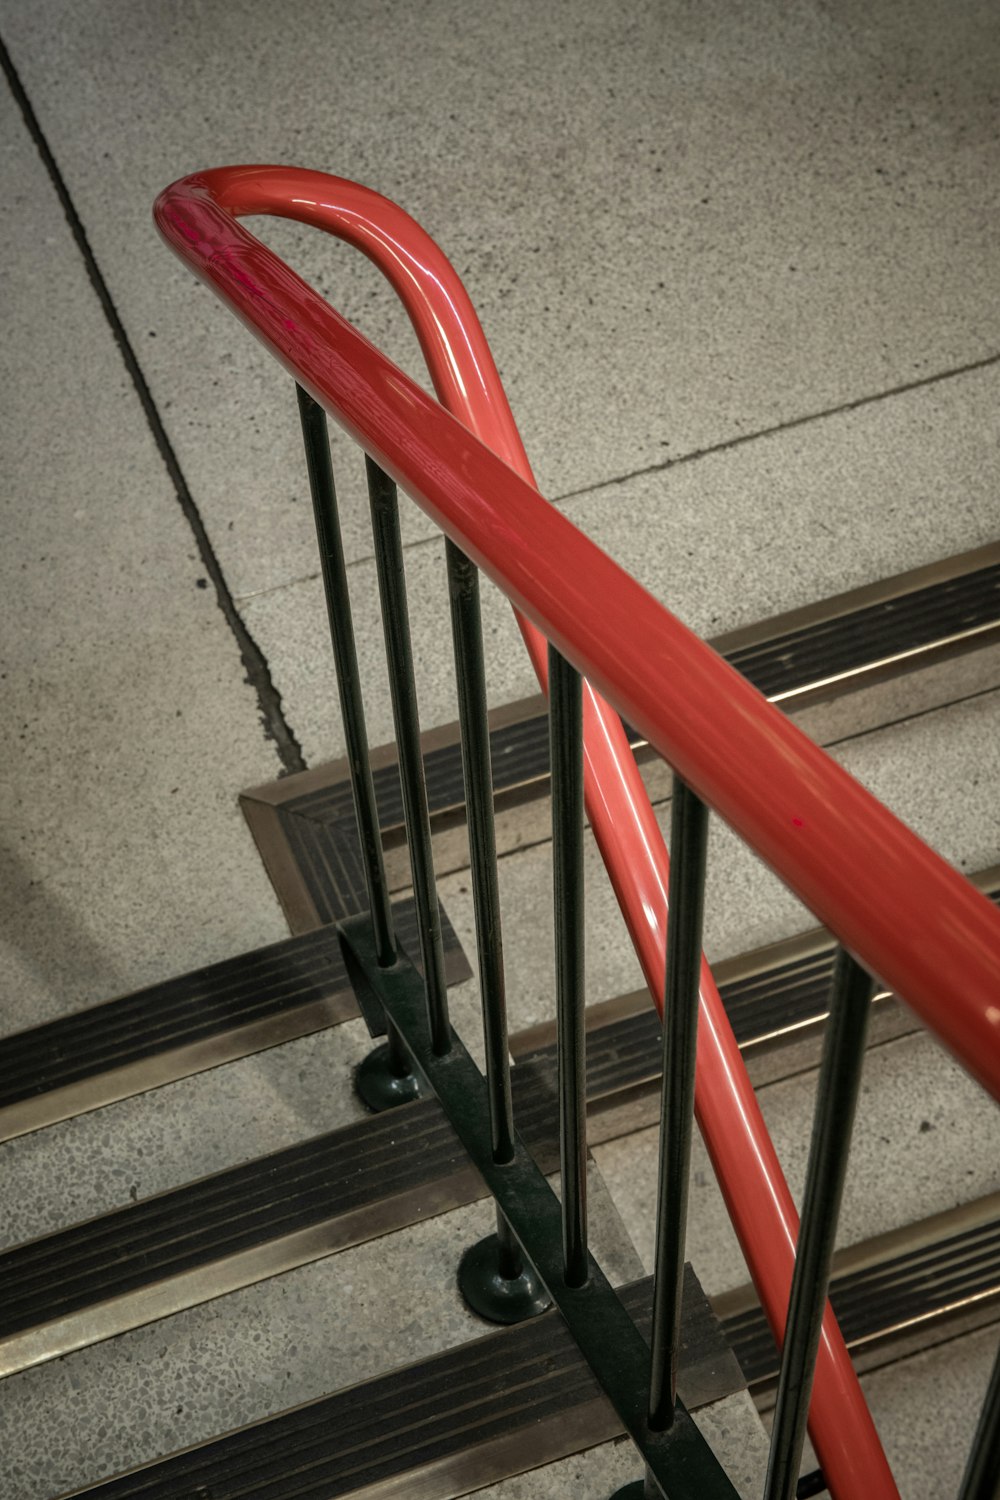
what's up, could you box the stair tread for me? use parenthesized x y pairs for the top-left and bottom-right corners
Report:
(438, 687), (1000, 1038)
(58, 1194), (1000, 1498)
(3, 876), (997, 1375)
(57, 1268), (737, 1499)
(720, 1196), (1000, 1387)
(0, 897), (470, 1144)
(266, 546), (1000, 839)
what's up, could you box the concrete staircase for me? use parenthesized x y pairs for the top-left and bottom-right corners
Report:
(2, 2), (999, 1496)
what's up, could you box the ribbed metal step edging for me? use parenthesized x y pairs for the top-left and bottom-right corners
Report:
(718, 1192), (1000, 1392)
(2, 871), (997, 1377)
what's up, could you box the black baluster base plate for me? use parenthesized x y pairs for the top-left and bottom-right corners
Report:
(458, 1233), (552, 1325)
(355, 1042), (424, 1112)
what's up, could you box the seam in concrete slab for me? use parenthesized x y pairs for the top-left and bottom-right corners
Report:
(553, 351), (1000, 504)
(818, 679), (1000, 756)
(0, 36), (306, 777)
(743, 1025), (927, 1098)
(234, 545), (439, 604)
(235, 571), (324, 606)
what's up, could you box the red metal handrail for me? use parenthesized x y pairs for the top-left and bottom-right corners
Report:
(156, 165), (999, 1497)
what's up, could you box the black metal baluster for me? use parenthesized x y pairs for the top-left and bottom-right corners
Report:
(956, 1336), (1000, 1500)
(763, 949), (874, 1500)
(365, 457), (451, 1057)
(446, 541), (515, 1161)
(613, 777), (708, 1500)
(550, 644), (588, 1289)
(648, 779), (709, 1429)
(296, 388), (416, 1106)
(449, 541), (549, 1323)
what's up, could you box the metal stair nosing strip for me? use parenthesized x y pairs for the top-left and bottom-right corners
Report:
(0, 1092), (477, 1378)
(61, 1267), (741, 1500)
(241, 543), (1000, 894)
(0, 896), (470, 1145)
(2, 872), (998, 1380)
(0, 1029), (598, 1377)
(716, 1190), (1000, 1398)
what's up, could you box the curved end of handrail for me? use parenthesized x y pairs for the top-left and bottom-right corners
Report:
(155, 166), (532, 481)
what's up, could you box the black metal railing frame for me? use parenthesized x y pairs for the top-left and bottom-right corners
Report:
(293, 384), (1000, 1500)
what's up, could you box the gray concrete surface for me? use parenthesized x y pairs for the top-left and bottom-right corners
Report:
(564, 358), (1000, 643)
(242, 542), (533, 767)
(2, 2), (999, 1497)
(793, 1324), (1000, 1500)
(0, 1014), (378, 1249)
(4, 0), (1000, 588)
(244, 358), (1000, 763)
(858, 1326), (1000, 1500)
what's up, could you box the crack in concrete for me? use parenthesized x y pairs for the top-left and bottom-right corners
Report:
(0, 35), (306, 776)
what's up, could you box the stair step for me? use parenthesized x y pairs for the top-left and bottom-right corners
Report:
(242, 544), (1000, 917)
(564, 860), (998, 1072)
(2, 749), (993, 1159)
(0, 898), (469, 1144)
(596, 1020), (1000, 1309)
(820, 1321), (1000, 1500)
(55, 1267), (739, 1500)
(56, 1193), (1000, 1500)
(0, 1163), (645, 1499)
(0, 1102), (470, 1377)
(4, 566), (996, 1481)
(439, 685), (1000, 1035)
(3, 869), (997, 1379)
(716, 1193), (1000, 1392)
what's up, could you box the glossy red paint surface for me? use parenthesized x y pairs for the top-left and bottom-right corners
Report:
(156, 166), (992, 1496)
